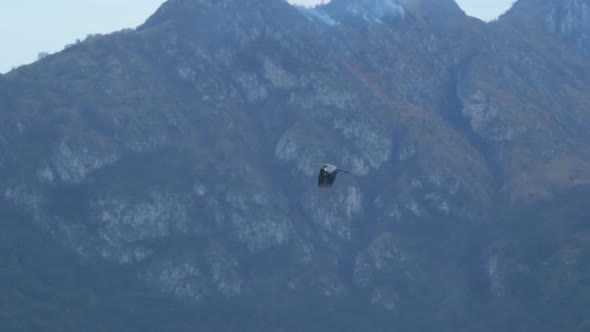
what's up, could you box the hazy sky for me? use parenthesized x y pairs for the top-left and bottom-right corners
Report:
(0, 0), (515, 73)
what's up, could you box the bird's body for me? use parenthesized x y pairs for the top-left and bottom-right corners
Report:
(318, 163), (349, 187)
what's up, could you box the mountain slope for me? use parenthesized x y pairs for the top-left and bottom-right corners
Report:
(1, 0), (590, 331)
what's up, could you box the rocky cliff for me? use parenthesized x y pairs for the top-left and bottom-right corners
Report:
(1, 0), (590, 331)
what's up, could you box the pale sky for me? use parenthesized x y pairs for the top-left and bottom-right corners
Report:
(0, 0), (515, 74)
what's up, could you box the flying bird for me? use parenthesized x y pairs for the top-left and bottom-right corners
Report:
(318, 163), (350, 187)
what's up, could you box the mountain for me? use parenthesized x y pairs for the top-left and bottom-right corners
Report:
(1, 0), (590, 331)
